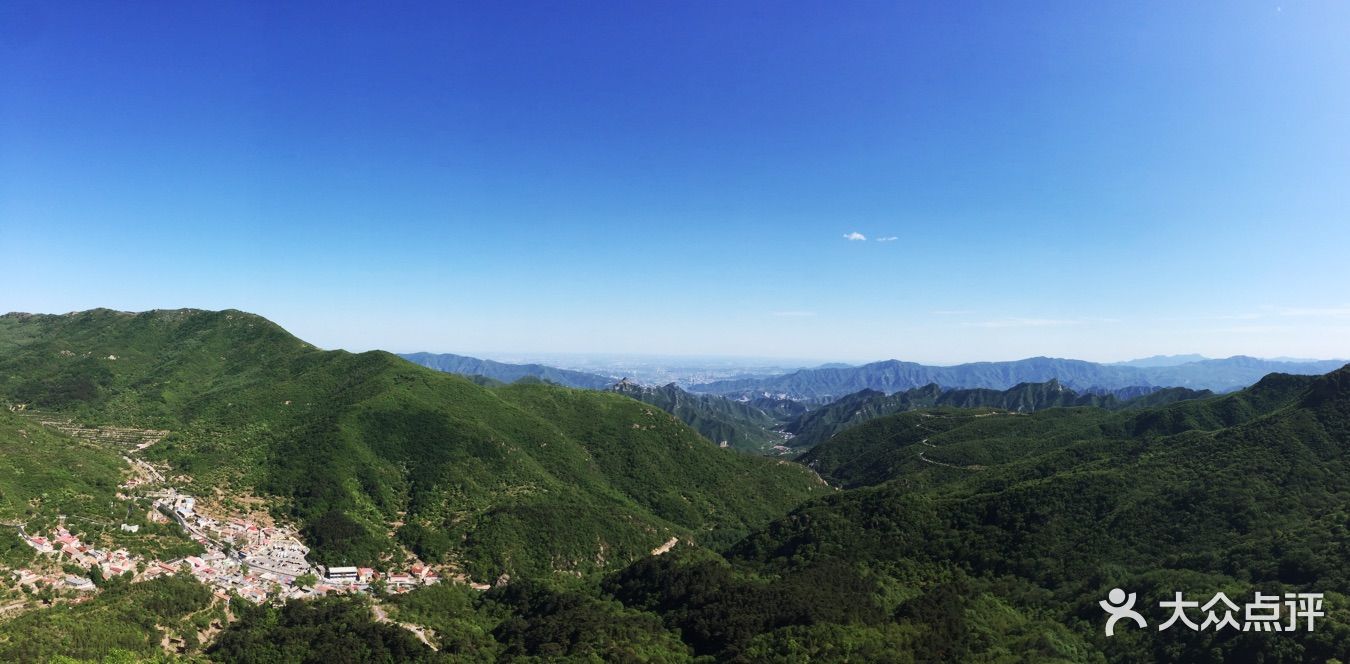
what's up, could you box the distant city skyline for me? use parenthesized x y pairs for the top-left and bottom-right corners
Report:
(4, 2), (1348, 364)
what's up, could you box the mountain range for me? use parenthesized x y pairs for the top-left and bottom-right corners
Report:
(691, 355), (1347, 400)
(781, 380), (1213, 451)
(600, 365), (1350, 661)
(397, 349), (1343, 458)
(399, 352), (616, 390)
(1110, 353), (1210, 367)
(608, 379), (791, 453)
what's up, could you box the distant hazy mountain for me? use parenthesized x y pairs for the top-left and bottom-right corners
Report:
(1113, 354), (1209, 368)
(783, 380), (1212, 450)
(1141, 356), (1347, 390)
(690, 355), (1347, 399)
(609, 379), (790, 453)
(400, 351), (615, 389)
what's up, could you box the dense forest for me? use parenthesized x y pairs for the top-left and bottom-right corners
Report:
(0, 575), (216, 662)
(206, 363), (1350, 661)
(781, 380), (1213, 451)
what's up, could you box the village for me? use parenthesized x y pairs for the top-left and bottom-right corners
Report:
(8, 432), (444, 606)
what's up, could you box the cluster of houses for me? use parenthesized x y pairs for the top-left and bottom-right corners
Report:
(18, 526), (138, 579)
(319, 563), (443, 590)
(9, 568), (95, 594)
(15, 518), (444, 605)
(10, 474), (445, 606)
(10, 525), (139, 596)
(157, 492), (318, 580)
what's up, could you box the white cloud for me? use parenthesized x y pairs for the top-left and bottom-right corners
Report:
(842, 232), (866, 241)
(876, 236), (898, 242)
(931, 309), (974, 316)
(772, 311), (817, 318)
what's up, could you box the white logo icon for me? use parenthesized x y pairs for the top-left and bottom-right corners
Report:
(1100, 587), (1148, 636)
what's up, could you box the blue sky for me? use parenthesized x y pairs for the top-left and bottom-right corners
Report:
(2, 1), (1348, 363)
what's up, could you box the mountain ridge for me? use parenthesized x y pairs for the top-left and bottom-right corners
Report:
(608, 379), (790, 453)
(782, 379), (1214, 451)
(399, 351), (615, 390)
(690, 354), (1346, 399)
(602, 363), (1350, 660)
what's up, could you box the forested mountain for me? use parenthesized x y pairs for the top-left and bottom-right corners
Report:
(399, 351), (615, 390)
(608, 379), (789, 453)
(783, 380), (1212, 451)
(0, 310), (825, 580)
(747, 394), (810, 420)
(403, 356), (799, 454)
(691, 355), (1345, 400)
(798, 370), (1325, 490)
(0, 410), (202, 569)
(208, 363), (1347, 662)
(592, 365), (1350, 661)
(0, 574), (217, 662)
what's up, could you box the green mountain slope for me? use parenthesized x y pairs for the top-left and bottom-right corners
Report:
(0, 409), (127, 530)
(110, 363), (1350, 662)
(0, 574), (216, 662)
(0, 409), (200, 564)
(601, 366), (1350, 661)
(784, 380), (1211, 452)
(0, 309), (826, 578)
(608, 379), (789, 453)
(399, 352), (615, 390)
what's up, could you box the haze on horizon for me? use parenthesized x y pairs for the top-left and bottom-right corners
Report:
(3, 2), (1348, 365)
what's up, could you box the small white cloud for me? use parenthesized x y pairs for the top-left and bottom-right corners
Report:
(931, 309), (974, 316)
(772, 311), (817, 318)
(876, 236), (898, 242)
(842, 232), (866, 241)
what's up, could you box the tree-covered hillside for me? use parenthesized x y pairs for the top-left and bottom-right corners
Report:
(783, 380), (1211, 451)
(204, 364), (1350, 663)
(609, 379), (790, 453)
(673, 366), (1350, 661)
(0, 574), (216, 662)
(0, 409), (200, 564)
(399, 352), (615, 390)
(405, 354), (801, 455)
(0, 310), (826, 579)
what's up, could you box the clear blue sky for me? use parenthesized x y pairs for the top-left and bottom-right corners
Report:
(3, 1), (1348, 364)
